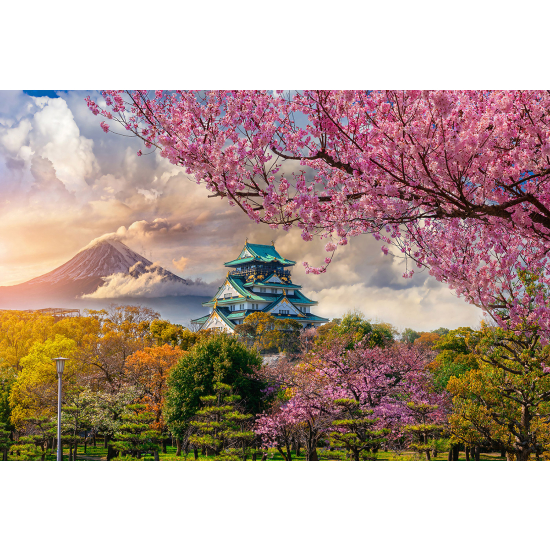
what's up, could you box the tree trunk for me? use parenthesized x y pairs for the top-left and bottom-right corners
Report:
(285, 443), (293, 461)
(261, 452), (267, 461)
(306, 446), (319, 461)
(425, 449), (431, 461)
(292, 438), (301, 457)
(93, 434), (96, 448)
(516, 405), (532, 461)
(448, 446), (454, 461)
(107, 444), (116, 461)
(465, 447), (470, 461)
(184, 439), (189, 455)
(104, 434), (109, 448)
(154, 450), (159, 461)
(193, 447), (199, 460)
(176, 438), (182, 457)
(277, 446), (290, 461)
(162, 439), (167, 454)
(73, 438), (77, 461)
(453, 445), (460, 461)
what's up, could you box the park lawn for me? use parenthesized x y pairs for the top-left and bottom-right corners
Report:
(9, 444), (507, 461)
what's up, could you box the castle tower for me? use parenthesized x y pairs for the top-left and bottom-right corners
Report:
(192, 241), (328, 333)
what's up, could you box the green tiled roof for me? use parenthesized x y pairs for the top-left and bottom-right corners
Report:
(191, 307), (236, 330)
(243, 280), (302, 289)
(289, 290), (318, 305)
(225, 243), (296, 267)
(191, 314), (210, 324)
(214, 308), (236, 329)
(241, 309), (328, 324)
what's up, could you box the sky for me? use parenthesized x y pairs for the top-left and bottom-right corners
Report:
(0, 90), (482, 332)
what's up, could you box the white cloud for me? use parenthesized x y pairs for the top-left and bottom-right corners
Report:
(30, 97), (98, 192)
(82, 267), (221, 299)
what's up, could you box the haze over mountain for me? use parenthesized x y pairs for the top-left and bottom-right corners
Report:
(0, 238), (214, 325)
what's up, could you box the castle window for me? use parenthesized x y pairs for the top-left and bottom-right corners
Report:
(280, 309), (289, 315)
(224, 293), (231, 299)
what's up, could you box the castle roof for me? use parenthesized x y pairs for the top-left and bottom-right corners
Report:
(224, 242), (296, 267)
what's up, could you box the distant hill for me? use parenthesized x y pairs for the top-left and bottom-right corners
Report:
(0, 238), (209, 325)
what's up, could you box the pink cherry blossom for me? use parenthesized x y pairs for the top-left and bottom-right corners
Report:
(87, 90), (550, 336)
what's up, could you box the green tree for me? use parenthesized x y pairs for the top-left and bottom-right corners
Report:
(25, 415), (56, 460)
(234, 312), (277, 352)
(189, 382), (255, 460)
(9, 437), (43, 461)
(401, 328), (421, 345)
(9, 335), (79, 429)
(430, 327), (479, 392)
(112, 404), (161, 460)
(447, 324), (550, 461)
(0, 422), (12, 461)
(149, 319), (184, 346)
(329, 399), (388, 461)
(61, 392), (95, 461)
(0, 368), (15, 435)
(272, 318), (302, 354)
(322, 310), (395, 349)
(164, 333), (265, 446)
(86, 385), (141, 460)
(403, 402), (446, 461)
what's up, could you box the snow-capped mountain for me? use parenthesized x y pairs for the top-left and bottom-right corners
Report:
(0, 238), (188, 304)
(27, 239), (184, 286)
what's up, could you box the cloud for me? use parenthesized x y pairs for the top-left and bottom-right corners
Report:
(172, 256), (189, 272)
(82, 264), (221, 299)
(81, 218), (192, 251)
(29, 156), (75, 201)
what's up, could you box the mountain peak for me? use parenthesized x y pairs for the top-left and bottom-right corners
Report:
(25, 238), (185, 288)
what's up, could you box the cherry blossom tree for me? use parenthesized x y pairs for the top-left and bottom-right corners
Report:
(86, 90), (550, 333)
(256, 337), (445, 459)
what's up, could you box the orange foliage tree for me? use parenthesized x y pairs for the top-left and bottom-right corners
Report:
(124, 344), (184, 433)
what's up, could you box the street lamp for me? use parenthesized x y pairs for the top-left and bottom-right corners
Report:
(53, 358), (67, 461)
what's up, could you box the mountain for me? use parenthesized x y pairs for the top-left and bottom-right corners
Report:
(0, 239), (208, 324)
(24, 238), (186, 294)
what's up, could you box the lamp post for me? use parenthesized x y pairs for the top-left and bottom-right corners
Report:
(54, 357), (67, 461)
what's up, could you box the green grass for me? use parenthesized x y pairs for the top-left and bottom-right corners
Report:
(5, 444), (507, 461)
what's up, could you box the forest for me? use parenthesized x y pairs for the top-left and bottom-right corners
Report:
(1, 305), (547, 461)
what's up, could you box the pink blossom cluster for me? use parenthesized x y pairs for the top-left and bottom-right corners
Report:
(86, 90), (550, 334)
(254, 339), (448, 450)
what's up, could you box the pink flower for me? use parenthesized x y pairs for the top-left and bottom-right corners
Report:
(100, 121), (109, 133)
(137, 150), (142, 157)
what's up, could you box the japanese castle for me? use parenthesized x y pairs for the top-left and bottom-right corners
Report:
(192, 241), (328, 333)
